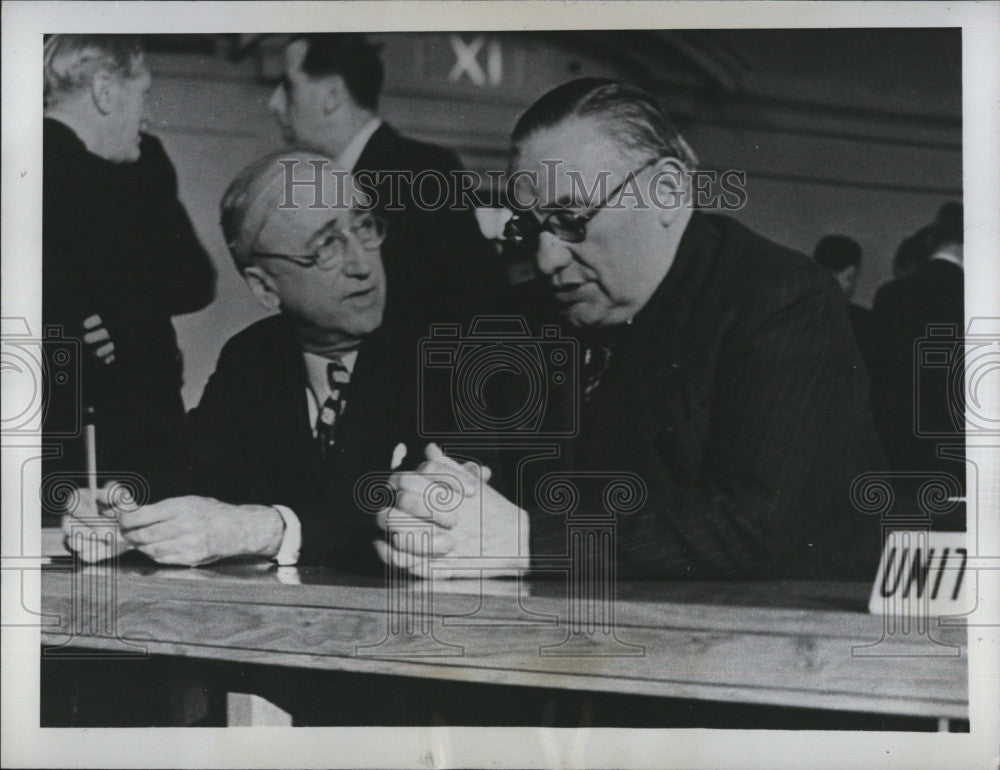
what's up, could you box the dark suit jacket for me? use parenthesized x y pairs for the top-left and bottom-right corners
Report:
(157, 312), (428, 572)
(494, 213), (885, 580)
(354, 123), (504, 313)
(870, 258), (964, 477)
(42, 118), (215, 480)
(847, 302), (876, 376)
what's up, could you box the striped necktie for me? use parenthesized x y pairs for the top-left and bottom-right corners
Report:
(316, 358), (350, 458)
(581, 324), (629, 404)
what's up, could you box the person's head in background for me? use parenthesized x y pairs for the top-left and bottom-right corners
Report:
(892, 225), (932, 280)
(506, 78), (698, 328)
(268, 34), (383, 158)
(927, 201), (963, 267)
(43, 35), (151, 162)
(221, 150), (387, 355)
(813, 235), (862, 300)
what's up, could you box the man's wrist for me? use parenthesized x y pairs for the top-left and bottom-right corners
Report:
(248, 505), (286, 558)
(269, 505), (302, 565)
(518, 506), (530, 558)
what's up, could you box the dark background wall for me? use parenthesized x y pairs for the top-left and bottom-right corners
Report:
(139, 30), (961, 408)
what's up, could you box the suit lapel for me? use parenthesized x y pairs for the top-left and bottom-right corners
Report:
(263, 317), (324, 483)
(354, 123), (398, 174)
(578, 213), (722, 462)
(333, 322), (408, 471)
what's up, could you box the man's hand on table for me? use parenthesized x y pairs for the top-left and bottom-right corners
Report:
(62, 490), (285, 566)
(60, 484), (131, 563)
(373, 444), (530, 579)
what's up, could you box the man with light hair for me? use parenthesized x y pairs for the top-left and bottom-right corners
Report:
(43, 35), (215, 486)
(62, 150), (446, 571)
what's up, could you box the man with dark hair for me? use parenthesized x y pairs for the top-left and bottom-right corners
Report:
(43, 34), (215, 484)
(376, 79), (885, 581)
(813, 234), (874, 371)
(268, 33), (501, 310)
(813, 235), (862, 296)
(871, 202), (965, 482)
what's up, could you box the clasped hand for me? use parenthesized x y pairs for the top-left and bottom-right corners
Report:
(62, 486), (284, 566)
(373, 443), (530, 579)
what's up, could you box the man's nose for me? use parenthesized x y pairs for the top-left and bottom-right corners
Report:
(535, 231), (572, 277)
(341, 237), (376, 278)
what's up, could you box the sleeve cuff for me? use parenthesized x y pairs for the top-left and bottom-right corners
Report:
(270, 505), (302, 566)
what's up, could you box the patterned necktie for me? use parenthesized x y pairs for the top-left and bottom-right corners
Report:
(581, 324), (630, 404)
(316, 358), (350, 459)
(583, 343), (614, 403)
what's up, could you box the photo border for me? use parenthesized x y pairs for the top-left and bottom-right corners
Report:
(3, 2), (998, 768)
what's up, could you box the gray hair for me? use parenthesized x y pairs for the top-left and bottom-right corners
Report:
(221, 149), (357, 271)
(44, 35), (143, 108)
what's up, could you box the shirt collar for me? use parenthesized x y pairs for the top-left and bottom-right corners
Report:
(339, 117), (383, 172)
(930, 244), (963, 269)
(303, 349), (359, 403)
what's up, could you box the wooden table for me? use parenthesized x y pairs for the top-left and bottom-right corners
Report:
(39, 556), (968, 726)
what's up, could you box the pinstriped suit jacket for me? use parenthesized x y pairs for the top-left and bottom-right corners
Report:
(511, 212), (886, 580)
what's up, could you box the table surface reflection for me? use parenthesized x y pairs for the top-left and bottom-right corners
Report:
(39, 550), (968, 719)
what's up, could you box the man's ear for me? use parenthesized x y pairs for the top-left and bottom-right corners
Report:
(243, 265), (282, 312)
(322, 75), (348, 115)
(90, 71), (115, 115)
(650, 158), (691, 228)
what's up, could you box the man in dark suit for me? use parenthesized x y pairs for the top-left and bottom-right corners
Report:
(61, 150), (443, 570)
(42, 35), (215, 483)
(813, 234), (876, 374)
(375, 79), (885, 580)
(268, 33), (502, 310)
(871, 203), (964, 481)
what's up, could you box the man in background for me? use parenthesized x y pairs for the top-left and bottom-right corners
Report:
(871, 202), (965, 486)
(62, 150), (449, 572)
(813, 234), (875, 372)
(268, 33), (502, 311)
(42, 35), (215, 485)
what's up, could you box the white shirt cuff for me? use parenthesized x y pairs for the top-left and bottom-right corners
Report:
(270, 505), (302, 566)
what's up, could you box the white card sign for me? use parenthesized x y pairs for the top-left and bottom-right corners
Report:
(868, 530), (972, 616)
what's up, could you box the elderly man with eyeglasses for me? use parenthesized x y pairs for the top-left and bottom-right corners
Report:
(63, 150), (438, 570)
(377, 79), (886, 581)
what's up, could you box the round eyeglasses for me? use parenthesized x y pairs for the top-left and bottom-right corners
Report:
(252, 211), (388, 270)
(503, 157), (660, 250)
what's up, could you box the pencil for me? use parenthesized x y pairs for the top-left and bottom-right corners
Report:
(84, 406), (97, 501)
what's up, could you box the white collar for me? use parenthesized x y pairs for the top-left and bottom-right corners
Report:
(339, 117), (383, 173)
(303, 349), (359, 404)
(930, 244), (963, 269)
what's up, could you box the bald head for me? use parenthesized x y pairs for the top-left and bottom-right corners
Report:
(44, 34), (143, 108)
